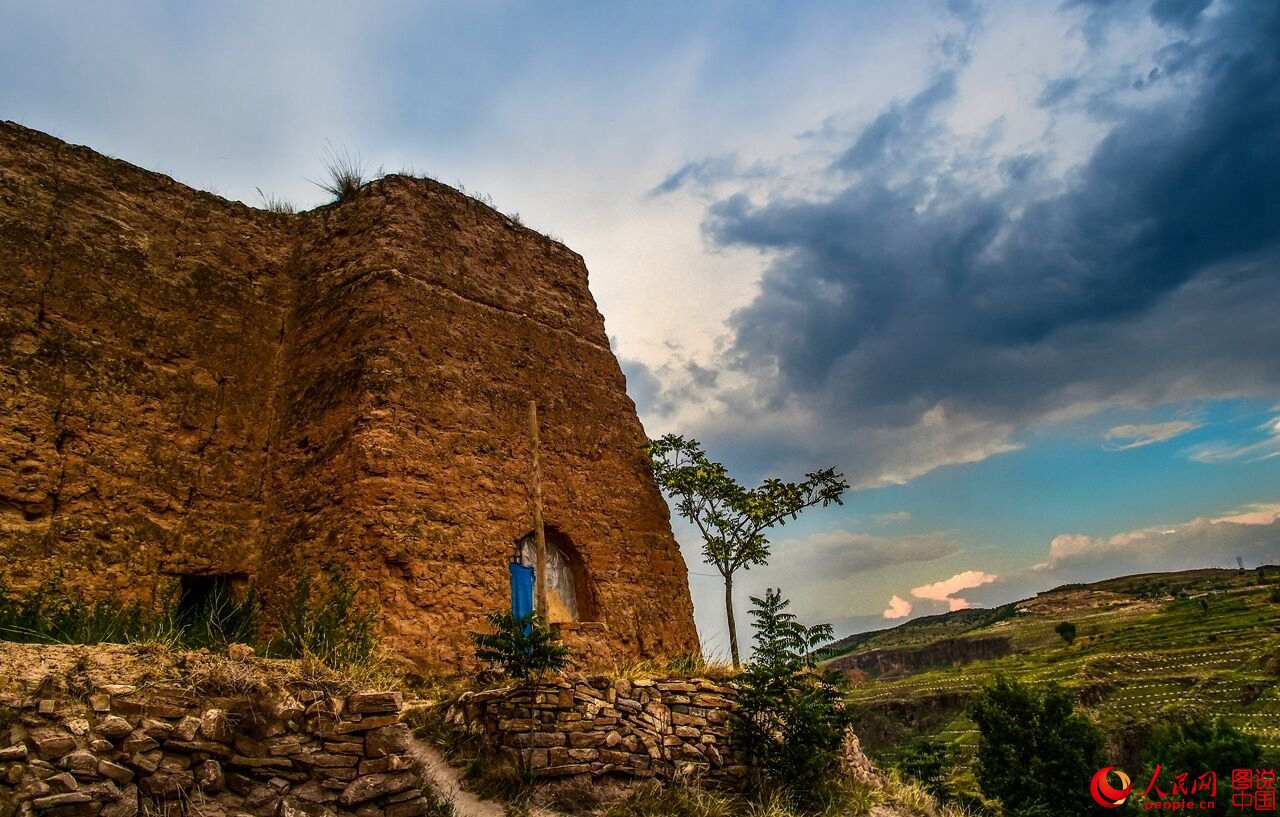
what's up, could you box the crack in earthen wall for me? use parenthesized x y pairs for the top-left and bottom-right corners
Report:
(253, 231), (305, 593)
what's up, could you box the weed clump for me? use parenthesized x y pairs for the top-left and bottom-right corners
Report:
(0, 569), (378, 676)
(315, 147), (367, 203)
(0, 576), (178, 646)
(255, 187), (296, 214)
(269, 569), (377, 669)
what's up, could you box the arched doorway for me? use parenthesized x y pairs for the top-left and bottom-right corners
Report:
(517, 528), (599, 623)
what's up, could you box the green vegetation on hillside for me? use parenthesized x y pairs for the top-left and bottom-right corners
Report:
(828, 568), (1280, 805)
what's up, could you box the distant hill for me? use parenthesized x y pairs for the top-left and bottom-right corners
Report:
(830, 565), (1280, 791)
(821, 565), (1276, 667)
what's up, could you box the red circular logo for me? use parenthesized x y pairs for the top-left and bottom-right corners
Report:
(1091, 767), (1133, 808)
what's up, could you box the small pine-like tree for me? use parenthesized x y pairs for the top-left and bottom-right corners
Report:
(969, 676), (1106, 816)
(736, 589), (849, 808)
(470, 611), (569, 680)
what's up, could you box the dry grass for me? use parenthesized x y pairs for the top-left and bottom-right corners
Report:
(598, 778), (888, 817)
(255, 187), (296, 214)
(314, 147), (368, 203)
(290, 649), (404, 693)
(877, 772), (985, 817)
(602, 781), (737, 817)
(181, 652), (267, 696)
(611, 653), (739, 682)
(156, 646), (405, 697)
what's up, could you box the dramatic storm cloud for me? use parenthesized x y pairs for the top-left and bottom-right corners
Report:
(6, 0), (1277, 649)
(664, 0), (1280, 488)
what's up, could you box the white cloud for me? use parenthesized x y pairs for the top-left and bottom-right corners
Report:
(1104, 420), (1201, 450)
(1018, 502), (1280, 590)
(1213, 503), (1280, 526)
(872, 511), (912, 526)
(1187, 416), (1280, 464)
(883, 594), (913, 619)
(910, 570), (998, 611)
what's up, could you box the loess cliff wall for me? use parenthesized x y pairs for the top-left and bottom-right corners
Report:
(0, 122), (699, 669)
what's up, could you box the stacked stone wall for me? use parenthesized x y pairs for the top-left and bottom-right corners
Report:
(454, 677), (746, 784)
(0, 682), (434, 817)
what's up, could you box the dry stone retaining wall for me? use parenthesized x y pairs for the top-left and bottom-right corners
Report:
(0, 683), (435, 817)
(454, 677), (746, 784)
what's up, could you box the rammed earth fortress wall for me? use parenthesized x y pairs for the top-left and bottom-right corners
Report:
(0, 121), (700, 669)
(0, 681), (431, 817)
(453, 677), (746, 784)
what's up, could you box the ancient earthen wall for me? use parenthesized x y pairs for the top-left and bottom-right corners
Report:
(0, 123), (296, 602)
(453, 677), (745, 784)
(0, 677), (434, 817)
(0, 121), (700, 669)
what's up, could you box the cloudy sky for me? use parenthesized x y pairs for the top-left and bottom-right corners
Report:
(4, 0), (1278, 656)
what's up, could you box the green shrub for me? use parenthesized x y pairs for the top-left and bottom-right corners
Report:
(470, 611), (569, 680)
(736, 588), (851, 809)
(269, 570), (377, 668)
(969, 676), (1106, 816)
(896, 738), (949, 798)
(1143, 718), (1260, 816)
(1055, 621), (1077, 645)
(0, 572), (376, 673)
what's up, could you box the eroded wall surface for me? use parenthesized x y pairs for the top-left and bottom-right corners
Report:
(0, 122), (700, 668)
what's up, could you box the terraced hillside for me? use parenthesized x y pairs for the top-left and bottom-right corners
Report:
(826, 568), (1280, 776)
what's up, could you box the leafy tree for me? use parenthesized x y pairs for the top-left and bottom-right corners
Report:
(1142, 718), (1260, 815)
(736, 589), (850, 808)
(969, 676), (1106, 817)
(646, 434), (847, 665)
(1055, 620), (1078, 645)
(470, 611), (569, 680)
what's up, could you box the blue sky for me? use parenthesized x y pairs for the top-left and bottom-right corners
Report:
(4, 0), (1278, 655)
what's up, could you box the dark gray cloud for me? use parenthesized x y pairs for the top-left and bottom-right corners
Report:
(686, 0), (1280, 483)
(832, 71), (956, 172)
(779, 530), (961, 578)
(1037, 76), (1080, 107)
(648, 154), (771, 198)
(619, 356), (673, 417)
(649, 156), (739, 197)
(1149, 0), (1213, 29)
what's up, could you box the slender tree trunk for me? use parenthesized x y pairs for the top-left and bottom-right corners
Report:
(725, 572), (740, 667)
